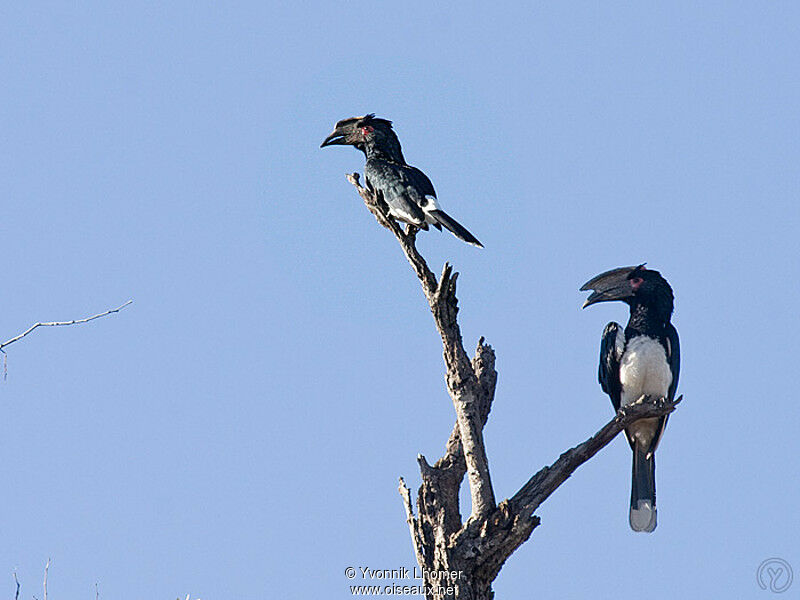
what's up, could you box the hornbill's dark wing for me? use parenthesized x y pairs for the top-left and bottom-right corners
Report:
(364, 160), (427, 227)
(665, 322), (680, 401)
(599, 322), (624, 412)
(406, 166), (437, 197)
(406, 166), (442, 230)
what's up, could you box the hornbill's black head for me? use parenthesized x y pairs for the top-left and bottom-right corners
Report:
(580, 264), (674, 316)
(320, 114), (404, 161)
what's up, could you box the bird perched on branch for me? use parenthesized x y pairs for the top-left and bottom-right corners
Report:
(581, 265), (680, 532)
(321, 114), (483, 248)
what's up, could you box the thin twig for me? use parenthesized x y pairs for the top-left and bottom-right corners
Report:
(0, 300), (132, 379)
(43, 558), (50, 600)
(14, 570), (20, 600)
(0, 301), (133, 352)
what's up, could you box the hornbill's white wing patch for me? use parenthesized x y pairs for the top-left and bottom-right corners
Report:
(406, 166), (443, 229)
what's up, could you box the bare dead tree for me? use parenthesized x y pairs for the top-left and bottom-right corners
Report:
(346, 173), (681, 600)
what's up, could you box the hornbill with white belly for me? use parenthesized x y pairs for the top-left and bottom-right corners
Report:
(581, 264), (680, 533)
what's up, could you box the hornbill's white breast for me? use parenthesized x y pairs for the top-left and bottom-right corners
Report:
(619, 335), (673, 407)
(619, 335), (673, 449)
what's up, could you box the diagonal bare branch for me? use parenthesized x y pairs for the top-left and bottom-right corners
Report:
(510, 395), (682, 516)
(457, 395), (682, 578)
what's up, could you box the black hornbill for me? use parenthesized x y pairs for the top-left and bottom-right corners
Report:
(581, 265), (680, 533)
(321, 114), (483, 247)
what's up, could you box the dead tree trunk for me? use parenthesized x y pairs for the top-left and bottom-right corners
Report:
(346, 173), (680, 600)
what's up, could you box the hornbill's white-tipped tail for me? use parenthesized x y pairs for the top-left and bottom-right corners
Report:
(629, 446), (657, 532)
(427, 209), (483, 248)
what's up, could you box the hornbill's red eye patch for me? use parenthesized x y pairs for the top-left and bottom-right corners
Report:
(361, 125), (374, 135)
(630, 277), (644, 289)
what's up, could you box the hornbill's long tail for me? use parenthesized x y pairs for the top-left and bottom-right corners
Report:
(427, 209), (483, 248)
(630, 445), (657, 532)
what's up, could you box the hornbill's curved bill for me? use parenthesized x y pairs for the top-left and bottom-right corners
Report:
(321, 134), (343, 147)
(581, 265), (641, 308)
(320, 114), (483, 248)
(581, 264), (680, 533)
(320, 126), (351, 147)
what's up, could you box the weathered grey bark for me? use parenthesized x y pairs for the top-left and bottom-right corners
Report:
(346, 173), (681, 600)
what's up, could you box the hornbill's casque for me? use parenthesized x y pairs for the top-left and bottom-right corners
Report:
(321, 114), (483, 247)
(581, 265), (680, 533)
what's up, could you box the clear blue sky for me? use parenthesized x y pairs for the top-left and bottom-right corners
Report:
(1, 2), (798, 599)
